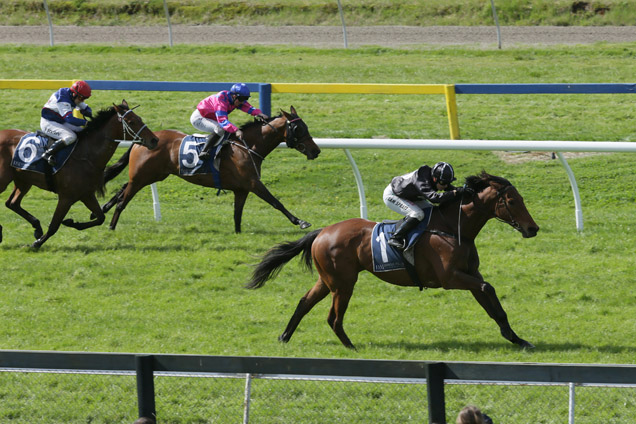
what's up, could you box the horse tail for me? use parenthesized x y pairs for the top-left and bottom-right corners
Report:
(247, 229), (322, 289)
(104, 145), (132, 185)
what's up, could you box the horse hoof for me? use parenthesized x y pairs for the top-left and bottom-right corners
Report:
(298, 220), (312, 230)
(33, 228), (43, 239)
(519, 340), (535, 350)
(62, 219), (74, 227)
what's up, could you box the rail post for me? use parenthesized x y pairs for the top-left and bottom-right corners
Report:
(258, 83), (272, 117)
(136, 355), (156, 421)
(427, 362), (446, 424)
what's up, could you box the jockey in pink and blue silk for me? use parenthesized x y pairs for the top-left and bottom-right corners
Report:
(191, 83), (269, 160)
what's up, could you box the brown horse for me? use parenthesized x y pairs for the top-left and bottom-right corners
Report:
(0, 100), (158, 248)
(248, 172), (540, 350)
(100, 106), (321, 233)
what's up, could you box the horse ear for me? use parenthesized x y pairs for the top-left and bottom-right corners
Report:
(122, 99), (129, 108)
(290, 105), (297, 115)
(280, 109), (290, 119)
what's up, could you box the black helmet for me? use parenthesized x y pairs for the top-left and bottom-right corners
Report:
(431, 162), (456, 185)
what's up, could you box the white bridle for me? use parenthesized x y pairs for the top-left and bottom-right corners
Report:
(117, 107), (148, 143)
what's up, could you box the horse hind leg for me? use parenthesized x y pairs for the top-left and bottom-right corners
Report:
(327, 286), (357, 350)
(5, 186), (44, 240)
(279, 279), (330, 344)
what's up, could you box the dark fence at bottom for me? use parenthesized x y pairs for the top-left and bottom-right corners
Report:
(1, 350), (635, 424)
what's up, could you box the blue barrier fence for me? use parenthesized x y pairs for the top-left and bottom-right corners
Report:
(85, 80), (272, 116)
(454, 83), (636, 94)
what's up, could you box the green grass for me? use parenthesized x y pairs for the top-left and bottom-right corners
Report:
(2, 0), (636, 26)
(0, 41), (635, 422)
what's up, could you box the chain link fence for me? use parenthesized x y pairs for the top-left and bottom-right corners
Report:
(1, 368), (635, 423)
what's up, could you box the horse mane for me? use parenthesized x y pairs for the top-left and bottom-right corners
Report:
(83, 103), (127, 134)
(239, 114), (283, 131)
(464, 171), (511, 193)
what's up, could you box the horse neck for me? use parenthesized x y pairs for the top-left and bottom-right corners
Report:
(76, 115), (121, 169)
(253, 117), (287, 157)
(435, 195), (494, 240)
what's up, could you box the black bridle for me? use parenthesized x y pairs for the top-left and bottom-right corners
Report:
(284, 117), (310, 153)
(260, 115), (310, 153)
(494, 185), (523, 232)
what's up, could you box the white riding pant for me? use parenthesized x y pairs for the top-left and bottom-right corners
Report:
(40, 118), (83, 145)
(190, 109), (225, 136)
(383, 184), (432, 221)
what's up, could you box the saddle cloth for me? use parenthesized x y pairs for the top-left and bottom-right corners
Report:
(178, 134), (222, 188)
(371, 207), (433, 273)
(11, 132), (75, 174)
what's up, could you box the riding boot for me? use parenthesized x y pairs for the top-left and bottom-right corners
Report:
(198, 133), (222, 160)
(41, 140), (66, 166)
(387, 216), (421, 251)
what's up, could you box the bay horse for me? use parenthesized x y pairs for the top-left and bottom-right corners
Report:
(0, 100), (158, 248)
(248, 172), (540, 350)
(100, 106), (321, 233)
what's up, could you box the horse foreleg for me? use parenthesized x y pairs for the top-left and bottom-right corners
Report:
(470, 286), (534, 349)
(91, 183), (127, 219)
(31, 198), (74, 249)
(232, 190), (248, 233)
(109, 181), (143, 230)
(102, 182), (128, 215)
(442, 270), (533, 349)
(280, 279), (330, 344)
(6, 186), (43, 240)
(251, 180), (311, 230)
(61, 194), (105, 230)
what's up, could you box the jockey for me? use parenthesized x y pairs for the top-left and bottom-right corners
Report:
(191, 83), (269, 160)
(383, 161), (469, 250)
(40, 80), (93, 166)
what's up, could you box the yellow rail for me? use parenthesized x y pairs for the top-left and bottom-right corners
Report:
(0, 79), (76, 90)
(271, 83), (460, 139)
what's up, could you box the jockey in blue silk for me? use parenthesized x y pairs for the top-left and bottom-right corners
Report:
(40, 80), (93, 166)
(190, 83), (269, 160)
(383, 161), (471, 250)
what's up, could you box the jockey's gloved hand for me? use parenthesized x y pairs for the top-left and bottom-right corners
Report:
(82, 106), (93, 119)
(235, 129), (243, 140)
(256, 113), (269, 120)
(463, 184), (475, 195)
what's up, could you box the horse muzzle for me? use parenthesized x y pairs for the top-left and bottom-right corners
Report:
(521, 224), (539, 238)
(300, 140), (321, 160)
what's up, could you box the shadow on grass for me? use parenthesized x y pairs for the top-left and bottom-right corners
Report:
(362, 340), (636, 355)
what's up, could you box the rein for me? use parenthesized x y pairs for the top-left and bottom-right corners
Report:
(230, 139), (263, 179)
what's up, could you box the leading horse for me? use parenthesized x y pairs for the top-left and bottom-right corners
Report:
(0, 100), (158, 248)
(100, 106), (321, 233)
(248, 172), (539, 350)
